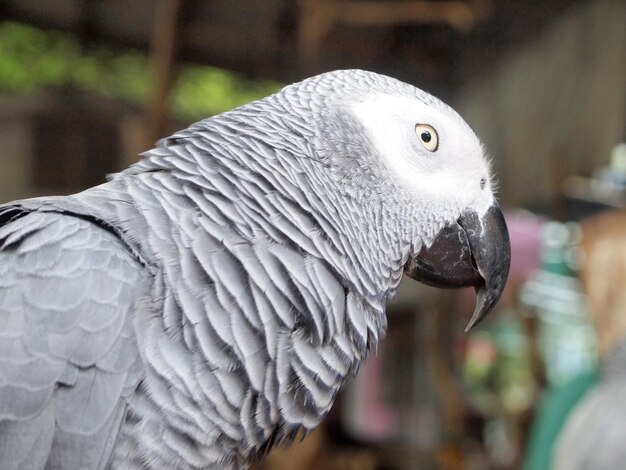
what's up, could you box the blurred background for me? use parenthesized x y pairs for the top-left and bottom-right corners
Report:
(0, 0), (624, 468)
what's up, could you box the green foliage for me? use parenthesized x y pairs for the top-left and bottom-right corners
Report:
(174, 65), (280, 119)
(0, 21), (281, 118)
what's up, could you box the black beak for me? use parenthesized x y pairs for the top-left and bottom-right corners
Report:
(404, 204), (511, 331)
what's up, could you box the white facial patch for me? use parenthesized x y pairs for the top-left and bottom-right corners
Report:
(352, 93), (494, 216)
(353, 94), (438, 176)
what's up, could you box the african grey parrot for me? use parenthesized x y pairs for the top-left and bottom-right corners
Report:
(0, 69), (510, 469)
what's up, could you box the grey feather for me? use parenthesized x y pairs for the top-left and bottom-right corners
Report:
(553, 341), (626, 470)
(0, 212), (146, 469)
(0, 69), (491, 469)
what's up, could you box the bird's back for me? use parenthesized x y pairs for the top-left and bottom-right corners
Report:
(0, 203), (147, 469)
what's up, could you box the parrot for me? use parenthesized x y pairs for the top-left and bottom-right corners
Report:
(0, 69), (510, 469)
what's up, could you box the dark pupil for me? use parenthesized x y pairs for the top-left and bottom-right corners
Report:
(421, 131), (432, 143)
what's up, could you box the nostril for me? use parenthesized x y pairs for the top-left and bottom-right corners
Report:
(480, 178), (487, 190)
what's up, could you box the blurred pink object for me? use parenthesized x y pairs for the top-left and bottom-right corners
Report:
(504, 210), (545, 284)
(342, 341), (398, 441)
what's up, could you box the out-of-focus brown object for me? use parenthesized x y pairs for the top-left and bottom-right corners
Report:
(298, 0), (491, 73)
(577, 210), (626, 356)
(251, 425), (376, 470)
(252, 427), (324, 470)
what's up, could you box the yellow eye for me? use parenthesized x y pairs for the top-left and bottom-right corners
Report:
(415, 124), (438, 152)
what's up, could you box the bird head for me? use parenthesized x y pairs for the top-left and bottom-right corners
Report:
(160, 69), (510, 331)
(293, 70), (511, 330)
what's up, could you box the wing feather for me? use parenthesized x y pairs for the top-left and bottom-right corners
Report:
(0, 209), (147, 469)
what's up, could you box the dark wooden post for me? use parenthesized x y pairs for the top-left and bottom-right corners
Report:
(144, 0), (184, 150)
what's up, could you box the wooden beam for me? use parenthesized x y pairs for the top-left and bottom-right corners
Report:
(144, 0), (184, 150)
(298, 0), (491, 73)
(332, 0), (488, 30)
